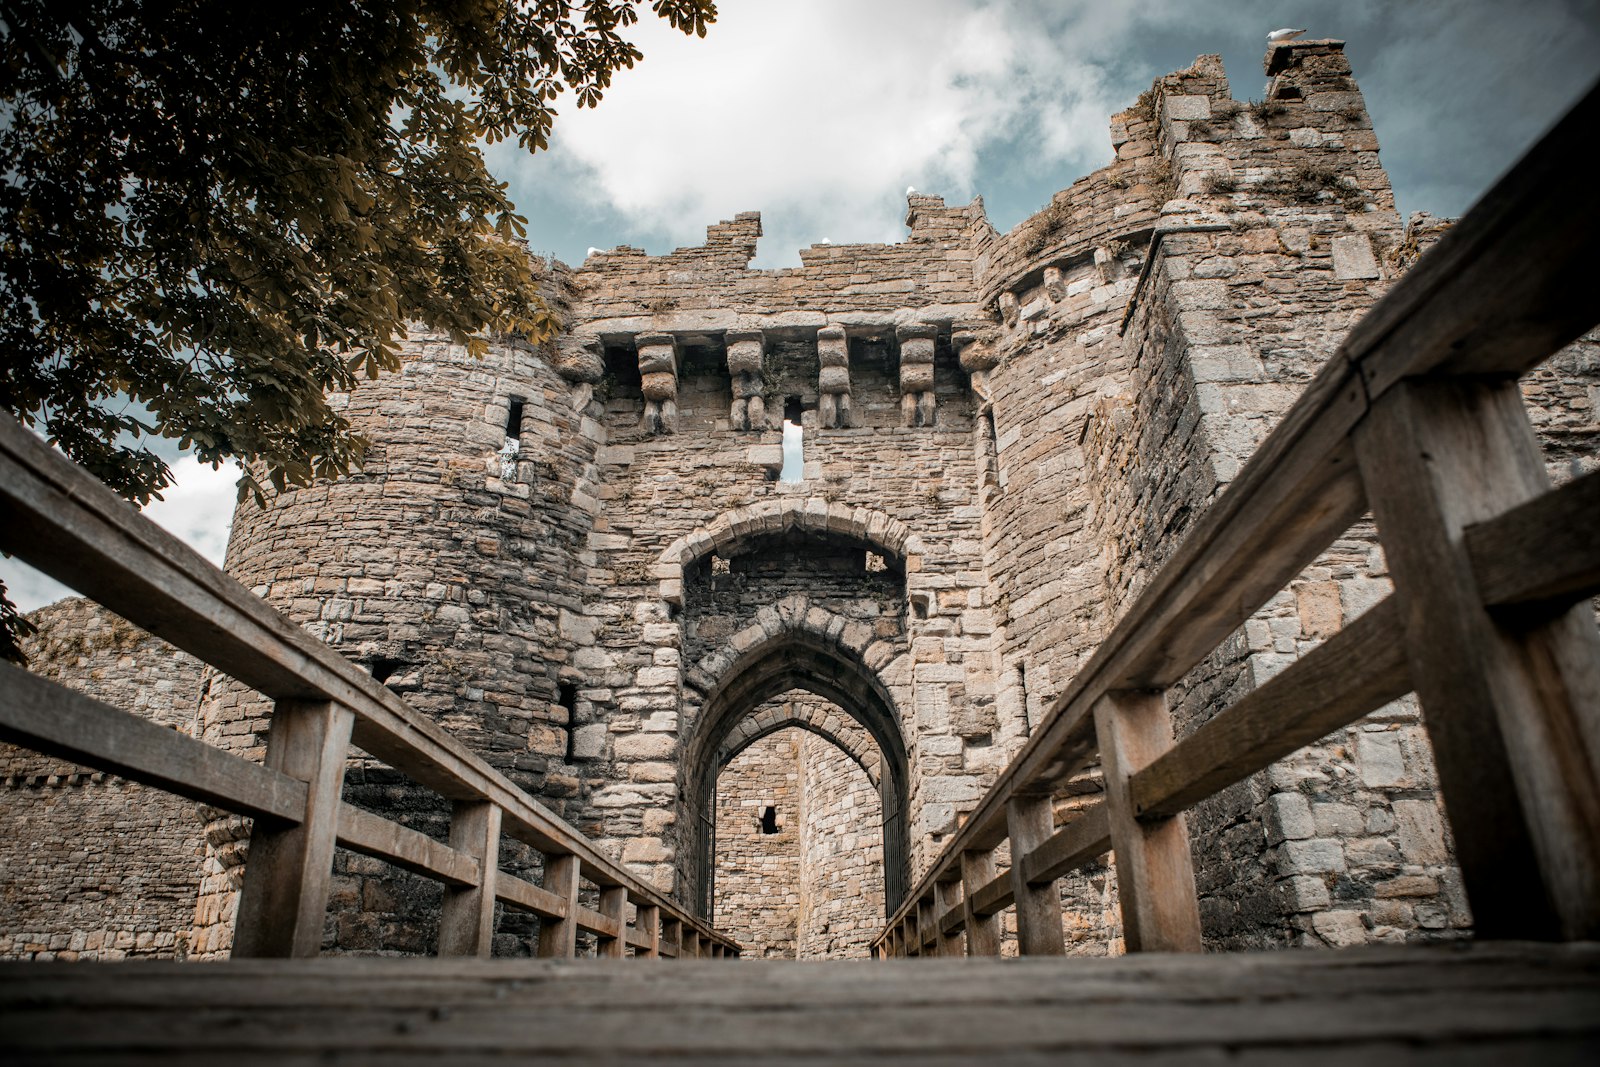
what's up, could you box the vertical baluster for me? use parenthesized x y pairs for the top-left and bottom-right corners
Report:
(662, 916), (683, 959)
(960, 848), (1001, 956)
(1006, 794), (1065, 955)
(233, 699), (354, 958)
(638, 904), (661, 959)
(597, 884), (628, 958)
(1095, 690), (1201, 952)
(535, 853), (581, 958)
(936, 879), (964, 956)
(438, 800), (502, 957)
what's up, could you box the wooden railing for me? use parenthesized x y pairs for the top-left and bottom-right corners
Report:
(874, 83), (1600, 958)
(0, 418), (740, 961)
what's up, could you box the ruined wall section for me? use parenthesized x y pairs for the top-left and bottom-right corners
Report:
(1, 599), (208, 959)
(192, 322), (605, 956)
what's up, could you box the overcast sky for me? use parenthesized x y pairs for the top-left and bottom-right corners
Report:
(5, 0), (1597, 612)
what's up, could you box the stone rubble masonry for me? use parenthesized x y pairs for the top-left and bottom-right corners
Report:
(1, 599), (209, 960)
(6, 40), (1597, 960)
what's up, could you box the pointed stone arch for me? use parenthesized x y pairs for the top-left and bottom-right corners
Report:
(679, 597), (912, 920)
(655, 498), (924, 606)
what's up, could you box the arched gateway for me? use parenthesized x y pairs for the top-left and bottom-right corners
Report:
(679, 599), (913, 922)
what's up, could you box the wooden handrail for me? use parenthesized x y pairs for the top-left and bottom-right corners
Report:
(0, 412), (739, 958)
(874, 80), (1600, 956)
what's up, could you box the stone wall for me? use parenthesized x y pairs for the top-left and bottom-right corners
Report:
(796, 732), (885, 959)
(1, 599), (208, 959)
(713, 731), (801, 958)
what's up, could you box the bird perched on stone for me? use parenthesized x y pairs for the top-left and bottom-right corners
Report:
(1267, 28), (1306, 43)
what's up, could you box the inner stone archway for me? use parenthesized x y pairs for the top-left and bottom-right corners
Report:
(680, 620), (911, 925)
(712, 693), (887, 958)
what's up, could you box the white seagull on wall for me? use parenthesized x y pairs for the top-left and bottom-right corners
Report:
(1267, 28), (1307, 43)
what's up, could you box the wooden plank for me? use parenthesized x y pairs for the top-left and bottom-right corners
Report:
(232, 700), (355, 958)
(682, 930), (702, 959)
(1006, 795), (1065, 955)
(437, 801), (501, 958)
(494, 872), (567, 921)
(968, 867), (1013, 919)
(1355, 377), (1600, 940)
(660, 917), (681, 960)
(1095, 691), (1201, 953)
(534, 854), (582, 958)
(1346, 83), (1600, 397)
(1466, 469), (1600, 613)
(960, 849), (1001, 956)
(335, 804), (477, 888)
(573, 903), (623, 941)
(0, 660), (305, 823)
(1019, 804), (1111, 886)
(4, 944), (1598, 1061)
(596, 887), (628, 958)
(1131, 598), (1412, 820)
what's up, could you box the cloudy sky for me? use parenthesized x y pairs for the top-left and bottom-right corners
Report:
(4, 0), (1597, 611)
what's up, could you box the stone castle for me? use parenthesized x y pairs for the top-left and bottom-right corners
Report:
(4, 40), (1596, 961)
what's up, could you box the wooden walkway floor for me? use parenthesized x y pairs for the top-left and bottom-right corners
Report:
(3, 942), (1598, 1064)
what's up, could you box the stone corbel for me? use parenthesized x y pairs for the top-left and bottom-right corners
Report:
(1043, 266), (1066, 303)
(997, 290), (1020, 328)
(816, 326), (853, 429)
(553, 334), (605, 384)
(725, 330), (766, 430)
(897, 323), (937, 427)
(954, 322), (1001, 402)
(636, 332), (678, 434)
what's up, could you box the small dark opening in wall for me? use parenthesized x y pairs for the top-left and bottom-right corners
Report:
(1017, 662), (1030, 733)
(505, 396), (526, 442)
(783, 396), (803, 424)
(369, 657), (405, 684)
(559, 682), (578, 763)
(760, 805), (778, 834)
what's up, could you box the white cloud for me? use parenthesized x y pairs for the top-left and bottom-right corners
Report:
(489, 0), (1146, 264)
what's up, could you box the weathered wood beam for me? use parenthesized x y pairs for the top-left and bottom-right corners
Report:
(1131, 599), (1411, 820)
(0, 661), (304, 823)
(1356, 377), (1600, 940)
(437, 801), (501, 958)
(1018, 804), (1111, 887)
(232, 700), (354, 958)
(1466, 469), (1600, 614)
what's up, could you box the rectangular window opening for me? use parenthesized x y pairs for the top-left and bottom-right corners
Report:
(560, 682), (578, 763)
(504, 396), (526, 445)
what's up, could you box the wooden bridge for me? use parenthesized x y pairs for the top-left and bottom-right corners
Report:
(3, 84), (1600, 1065)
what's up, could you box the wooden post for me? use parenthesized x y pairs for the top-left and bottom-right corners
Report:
(935, 879), (964, 957)
(683, 930), (701, 958)
(438, 800), (502, 957)
(662, 917), (682, 959)
(233, 699), (355, 958)
(1006, 794), (1065, 955)
(960, 849), (1001, 956)
(1095, 690), (1202, 952)
(638, 904), (661, 959)
(535, 853), (581, 958)
(597, 885), (628, 958)
(1355, 378), (1600, 939)
(900, 916), (916, 957)
(915, 897), (936, 957)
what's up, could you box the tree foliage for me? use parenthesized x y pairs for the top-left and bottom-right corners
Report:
(0, 0), (715, 660)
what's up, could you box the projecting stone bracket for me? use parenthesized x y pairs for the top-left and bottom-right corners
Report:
(816, 326), (853, 429)
(896, 323), (937, 427)
(725, 330), (768, 431)
(636, 333), (679, 435)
